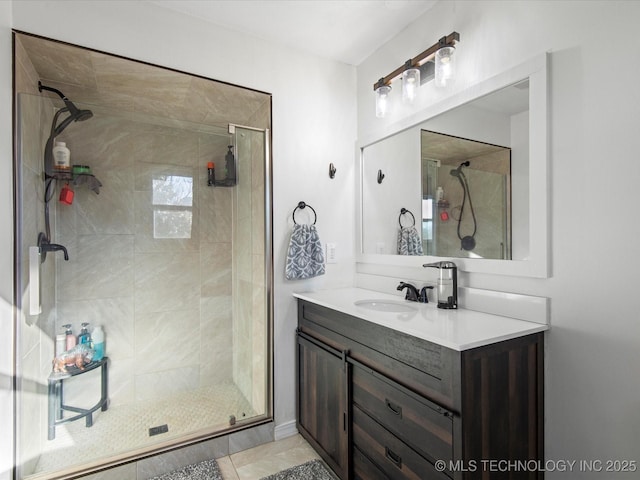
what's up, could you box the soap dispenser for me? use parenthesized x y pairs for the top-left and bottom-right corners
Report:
(63, 324), (76, 350)
(423, 261), (458, 309)
(77, 322), (91, 344)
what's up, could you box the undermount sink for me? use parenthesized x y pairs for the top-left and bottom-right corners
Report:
(354, 299), (417, 313)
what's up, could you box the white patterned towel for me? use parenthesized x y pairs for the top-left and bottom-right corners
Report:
(397, 226), (423, 255)
(285, 224), (325, 280)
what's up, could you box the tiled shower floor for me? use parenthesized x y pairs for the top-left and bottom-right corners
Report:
(33, 382), (256, 476)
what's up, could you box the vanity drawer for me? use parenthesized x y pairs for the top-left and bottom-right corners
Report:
(352, 363), (453, 464)
(353, 406), (450, 480)
(353, 445), (388, 480)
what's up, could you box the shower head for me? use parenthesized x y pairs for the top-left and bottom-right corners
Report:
(38, 81), (93, 124)
(73, 108), (93, 122)
(450, 160), (470, 177)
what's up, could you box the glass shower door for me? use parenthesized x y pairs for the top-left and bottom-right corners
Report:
(14, 93), (272, 480)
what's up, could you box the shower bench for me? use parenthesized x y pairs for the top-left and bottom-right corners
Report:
(47, 357), (109, 440)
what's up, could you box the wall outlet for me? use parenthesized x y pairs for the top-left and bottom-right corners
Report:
(326, 243), (337, 264)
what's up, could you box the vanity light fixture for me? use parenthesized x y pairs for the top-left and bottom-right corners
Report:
(435, 40), (456, 87)
(374, 81), (392, 118)
(401, 60), (420, 103)
(374, 31), (460, 117)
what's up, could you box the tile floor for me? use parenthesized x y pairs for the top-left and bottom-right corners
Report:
(32, 382), (256, 475)
(216, 434), (322, 479)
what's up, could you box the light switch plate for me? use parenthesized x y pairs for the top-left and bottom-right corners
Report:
(326, 243), (337, 264)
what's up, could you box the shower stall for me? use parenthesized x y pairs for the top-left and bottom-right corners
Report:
(14, 33), (272, 479)
(420, 129), (512, 260)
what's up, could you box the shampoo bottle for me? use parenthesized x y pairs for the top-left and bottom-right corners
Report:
(78, 322), (91, 344)
(63, 324), (76, 366)
(63, 324), (76, 351)
(92, 326), (105, 361)
(53, 141), (71, 172)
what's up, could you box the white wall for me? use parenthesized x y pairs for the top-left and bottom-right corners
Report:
(357, 1), (640, 477)
(3, 0), (356, 474)
(0, 4), (14, 480)
(362, 127), (421, 255)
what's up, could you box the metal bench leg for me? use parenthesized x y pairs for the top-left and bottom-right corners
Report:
(48, 381), (56, 440)
(101, 360), (109, 412)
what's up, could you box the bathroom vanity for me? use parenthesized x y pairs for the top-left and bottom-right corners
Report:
(294, 288), (548, 480)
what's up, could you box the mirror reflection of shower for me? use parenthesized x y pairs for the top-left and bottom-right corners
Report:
(421, 129), (512, 260)
(449, 161), (477, 251)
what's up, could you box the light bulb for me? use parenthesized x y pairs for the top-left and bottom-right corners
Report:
(435, 45), (455, 87)
(375, 84), (392, 118)
(402, 67), (420, 103)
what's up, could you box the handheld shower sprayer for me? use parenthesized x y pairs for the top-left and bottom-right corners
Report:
(38, 81), (93, 124)
(449, 161), (477, 251)
(449, 161), (470, 177)
(38, 81), (94, 177)
(37, 81), (96, 262)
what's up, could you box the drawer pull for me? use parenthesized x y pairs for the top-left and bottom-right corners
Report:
(385, 398), (403, 418)
(385, 447), (402, 468)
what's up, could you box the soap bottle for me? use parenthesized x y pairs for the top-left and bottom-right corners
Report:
(92, 325), (105, 361)
(55, 333), (66, 357)
(225, 145), (235, 184)
(207, 162), (216, 186)
(63, 324), (76, 351)
(53, 141), (71, 172)
(77, 322), (91, 344)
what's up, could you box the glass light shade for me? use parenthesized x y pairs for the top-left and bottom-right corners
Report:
(435, 45), (456, 87)
(375, 85), (392, 118)
(402, 67), (420, 103)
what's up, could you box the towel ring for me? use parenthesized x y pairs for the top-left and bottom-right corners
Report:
(293, 201), (317, 225)
(398, 208), (416, 228)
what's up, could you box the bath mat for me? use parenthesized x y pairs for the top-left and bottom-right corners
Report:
(260, 459), (336, 480)
(148, 458), (222, 480)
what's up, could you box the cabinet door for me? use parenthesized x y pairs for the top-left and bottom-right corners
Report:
(297, 333), (349, 479)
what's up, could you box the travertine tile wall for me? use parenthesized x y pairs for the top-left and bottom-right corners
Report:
(56, 114), (236, 408)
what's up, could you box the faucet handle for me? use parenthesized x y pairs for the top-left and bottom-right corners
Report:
(419, 286), (434, 303)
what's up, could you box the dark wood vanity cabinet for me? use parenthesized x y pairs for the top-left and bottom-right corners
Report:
(297, 332), (350, 479)
(296, 300), (544, 480)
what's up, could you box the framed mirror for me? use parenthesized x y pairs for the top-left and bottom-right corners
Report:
(357, 54), (549, 278)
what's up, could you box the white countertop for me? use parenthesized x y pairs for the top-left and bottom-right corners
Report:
(293, 287), (549, 351)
